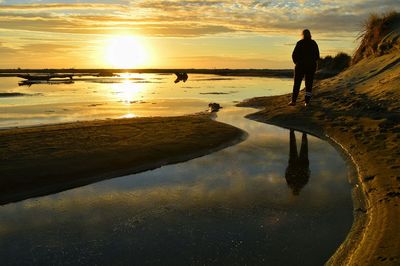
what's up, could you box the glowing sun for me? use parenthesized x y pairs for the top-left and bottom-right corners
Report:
(105, 36), (149, 69)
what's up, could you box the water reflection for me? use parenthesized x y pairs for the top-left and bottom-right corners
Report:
(111, 80), (146, 104)
(0, 106), (353, 265)
(0, 76), (353, 265)
(0, 75), (292, 129)
(285, 130), (310, 196)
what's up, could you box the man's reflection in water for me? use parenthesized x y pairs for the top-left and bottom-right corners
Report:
(285, 130), (310, 196)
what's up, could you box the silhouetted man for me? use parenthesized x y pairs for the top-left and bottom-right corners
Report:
(289, 29), (320, 107)
(285, 130), (310, 196)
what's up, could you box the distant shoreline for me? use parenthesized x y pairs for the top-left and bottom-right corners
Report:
(0, 68), (293, 78)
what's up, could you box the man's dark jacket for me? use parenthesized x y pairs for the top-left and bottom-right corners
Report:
(292, 39), (320, 69)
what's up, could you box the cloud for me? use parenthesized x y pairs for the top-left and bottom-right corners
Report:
(0, 42), (17, 55)
(0, 3), (126, 11)
(21, 43), (77, 53)
(0, 0), (397, 38)
(0, 0), (397, 68)
(166, 55), (291, 68)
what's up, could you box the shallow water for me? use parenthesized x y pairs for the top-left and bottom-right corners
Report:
(0, 74), (290, 129)
(0, 74), (353, 265)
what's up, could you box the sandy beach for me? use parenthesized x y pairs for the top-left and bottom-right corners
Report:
(238, 48), (400, 264)
(2, 1), (400, 264)
(1, 9), (399, 266)
(0, 114), (245, 205)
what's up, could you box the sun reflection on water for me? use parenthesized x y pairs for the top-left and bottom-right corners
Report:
(111, 78), (146, 104)
(120, 113), (137, 118)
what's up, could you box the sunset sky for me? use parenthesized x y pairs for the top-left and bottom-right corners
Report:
(0, 0), (397, 69)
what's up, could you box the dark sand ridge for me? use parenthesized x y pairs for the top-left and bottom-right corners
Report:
(238, 32), (400, 265)
(0, 115), (245, 205)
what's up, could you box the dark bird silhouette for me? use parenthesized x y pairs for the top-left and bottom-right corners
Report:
(285, 130), (310, 196)
(208, 102), (222, 112)
(174, 72), (188, 83)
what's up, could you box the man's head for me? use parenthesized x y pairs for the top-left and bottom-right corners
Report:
(302, 29), (311, 39)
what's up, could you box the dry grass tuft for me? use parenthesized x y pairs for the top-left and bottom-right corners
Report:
(352, 11), (400, 64)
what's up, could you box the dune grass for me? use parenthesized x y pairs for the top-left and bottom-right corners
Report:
(353, 11), (400, 64)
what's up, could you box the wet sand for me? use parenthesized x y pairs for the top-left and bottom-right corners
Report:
(0, 114), (245, 205)
(238, 53), (400, 265)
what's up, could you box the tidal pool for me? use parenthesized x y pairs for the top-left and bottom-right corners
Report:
(0, 74), (353, 265)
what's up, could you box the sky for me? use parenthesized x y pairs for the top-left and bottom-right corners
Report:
(0, 0), (398, 69)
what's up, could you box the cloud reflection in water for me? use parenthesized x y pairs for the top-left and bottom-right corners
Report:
(0, 107), (353, 265)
